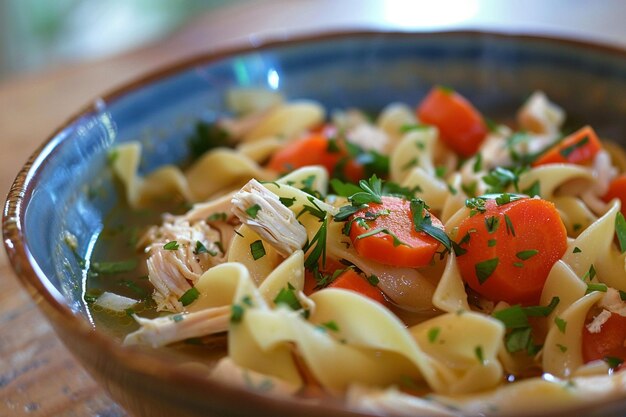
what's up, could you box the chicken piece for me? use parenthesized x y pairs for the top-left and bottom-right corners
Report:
(142, 218), (225, 312)
(231, 179), (307, 257)
(517, 91), (565, 135)
(124, 305), (230, 348)
(346, 124), (389, 153)
(586, 289), (626, 334)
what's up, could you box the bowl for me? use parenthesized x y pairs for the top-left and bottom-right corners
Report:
(4, 31), (626, 417)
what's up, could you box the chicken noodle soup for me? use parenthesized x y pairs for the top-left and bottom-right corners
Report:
(86, 87), (626, 415)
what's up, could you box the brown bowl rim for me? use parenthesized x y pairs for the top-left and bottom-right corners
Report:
(4, 29), (626, 417)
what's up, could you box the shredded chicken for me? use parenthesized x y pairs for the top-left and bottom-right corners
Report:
(346, 124), (389, 153)
(124, 305), (230, 347)
(517, 91), (565, 135)
(231, 179), (307, 257)
(586, 289), (626, 334)
(142, 218), (225, 312)
(586, 309), (612, 334)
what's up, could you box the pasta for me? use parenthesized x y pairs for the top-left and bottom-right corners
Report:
(85, 87), (626, 416)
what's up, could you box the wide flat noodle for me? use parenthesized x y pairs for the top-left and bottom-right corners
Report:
(390, 127), (438, 183)
(542, 292), (603, 378)
(242, 100), (325, 142)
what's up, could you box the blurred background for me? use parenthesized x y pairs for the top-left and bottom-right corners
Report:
(1, 0), (625, 83)
(0, 0), (247, 81)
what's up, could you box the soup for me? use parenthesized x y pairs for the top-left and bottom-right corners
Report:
(85, 87), (626, 415)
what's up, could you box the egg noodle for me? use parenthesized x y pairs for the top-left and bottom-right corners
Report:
(102, 88), (626, 416)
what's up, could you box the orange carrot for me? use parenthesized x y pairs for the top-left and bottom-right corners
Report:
(328, 269), (386, 304)
(582, 311), (626, 366)
(416, 86), (488, 157)
(267, 131), (364, 182)
(348, 196), (443, 268)
(533, 125), (602, 166)
(455, 197), (567, 305)
(603, 175), (626, 216)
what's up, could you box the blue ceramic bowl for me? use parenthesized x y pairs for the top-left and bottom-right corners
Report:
(4, 31), (626, 417)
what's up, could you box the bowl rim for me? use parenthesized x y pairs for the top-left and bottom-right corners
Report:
(4, 29), (626, 417)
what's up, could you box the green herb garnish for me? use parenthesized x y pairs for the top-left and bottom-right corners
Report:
(475, 258), (499, 284)
(246, 204), (262, 219)
(250, 240), (266, 260)
(179, 287), (200, 306)
(163, 241), (179, 250)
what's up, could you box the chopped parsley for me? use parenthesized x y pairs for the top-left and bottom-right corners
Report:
(428, 327), (441, 343)
(179, 287), (200, 306)
(604, 356), (624, 371)
(351, 175), (383, 205)
(573, 247), (582, 254)
(279, 196), (297, 208)
(250, 240), (266, 260)
(367, 274), (380, 286)
(188, 121), (231, 161)
(473, 153), (483, 173)
(483, 167), (522, 193)
(487, 239), (497, 247)
(320, 320), (340, 332)
(616, 212), (626, 254)
(485, 216), (500, 234)
(475, 258), (499, 284)
(555, 317), (567, 333)
(516, 249), (538, 260)
(304, 216), (328, 270)
(586, 282), (608, 294)
(504, 214), (516, 236)
(273, 283), (302, 310)
(461, 181), (478, 198)
(410, 198), (452, 251)
(559, 135), (589, 158)
(194, 241), (217, 256)
(163, 241), (180, 250)
(357, 227), (407, 247)
(465, 197), (487, 216)
(245, 204), (262, 218)
(207, 212), (228, 222)
(582, 264), (597, 282)
(493, 297), (560, 355)
(522, 180), (540, 197)
(231, 304), (245, 323)
(475, 346), (486, 364)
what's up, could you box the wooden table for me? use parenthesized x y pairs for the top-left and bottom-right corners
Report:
(1, 1), (624, 416)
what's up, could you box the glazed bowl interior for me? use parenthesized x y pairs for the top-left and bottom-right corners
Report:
(4, 31), (626, 417)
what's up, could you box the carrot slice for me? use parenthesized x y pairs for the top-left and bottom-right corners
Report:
(582, 312), (626, 365)
(533, 125), (602, 166)
(603, 175), (626, 216)
(328, 269), (386, 304)
(347, 196), (443, 268)
(455, 197), (567, 305)
(267, 131), (364, 182)
(416, 86), (488, 157)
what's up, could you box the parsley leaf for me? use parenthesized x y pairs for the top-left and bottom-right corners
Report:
(616, 212), (626, 254)
(273, 283), (302, 310)
(475, 258), (499, 284)
(410, 199), (452, 251)
(188, 121), (231, 161)
(351, 175), (383, 205)
(163, 241), (179, 250)
(250, 240), (266, 260)
(245, 204), (262, 219)
(179, 287), (200, 306)
(516, 249), (538, 260)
